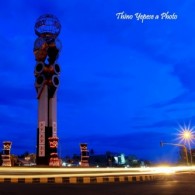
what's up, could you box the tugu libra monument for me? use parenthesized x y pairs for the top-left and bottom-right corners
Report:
(33, 14), (62, 166)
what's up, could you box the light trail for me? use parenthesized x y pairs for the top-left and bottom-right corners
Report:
(0, 166), (194, 179)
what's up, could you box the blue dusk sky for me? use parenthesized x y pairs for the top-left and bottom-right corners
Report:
(0, 0), (195, 163)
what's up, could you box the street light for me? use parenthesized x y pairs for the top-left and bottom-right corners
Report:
(178, 124), (195, 164)
(160, 141), (189, 165)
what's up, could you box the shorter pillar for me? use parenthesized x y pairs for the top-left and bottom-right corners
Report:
(48, 137), (60, 166)
(80, 143), (89, 167)
(2, 141), (12, 167)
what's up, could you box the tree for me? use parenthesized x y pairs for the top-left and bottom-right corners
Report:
(89, 149), (95, 156)
(18, 151), (29, 158)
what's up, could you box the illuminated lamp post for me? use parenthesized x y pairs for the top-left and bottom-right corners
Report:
(1, 141), (12, 167)
(160, 141), (189, 165)
(178, 124), (195, 165)
(181, 130), (193, 164)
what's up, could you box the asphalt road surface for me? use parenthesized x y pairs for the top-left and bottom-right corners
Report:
(0, 174), (195, 195)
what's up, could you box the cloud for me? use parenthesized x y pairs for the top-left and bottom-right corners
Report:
(172, 60), (195, 91)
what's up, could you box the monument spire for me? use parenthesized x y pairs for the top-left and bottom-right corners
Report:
(33, 14), (62, 166)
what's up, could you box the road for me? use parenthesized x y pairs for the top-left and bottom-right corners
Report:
(0, 173), (195, 195)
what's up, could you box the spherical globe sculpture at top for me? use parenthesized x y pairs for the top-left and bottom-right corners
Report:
(34, 14), (61, 38)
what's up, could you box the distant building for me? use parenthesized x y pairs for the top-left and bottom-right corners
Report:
(89, 154), (108, 167)
(17, 159), (36, 166)
(89, 153), (126, 167)
(113, 153), (126, 165)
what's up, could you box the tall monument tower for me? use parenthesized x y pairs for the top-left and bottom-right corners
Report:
(33, 14), (62, 166)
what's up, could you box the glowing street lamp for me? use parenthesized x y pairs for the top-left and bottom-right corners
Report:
(178, 124), (195, 164)
(183, 131), (192, 140)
